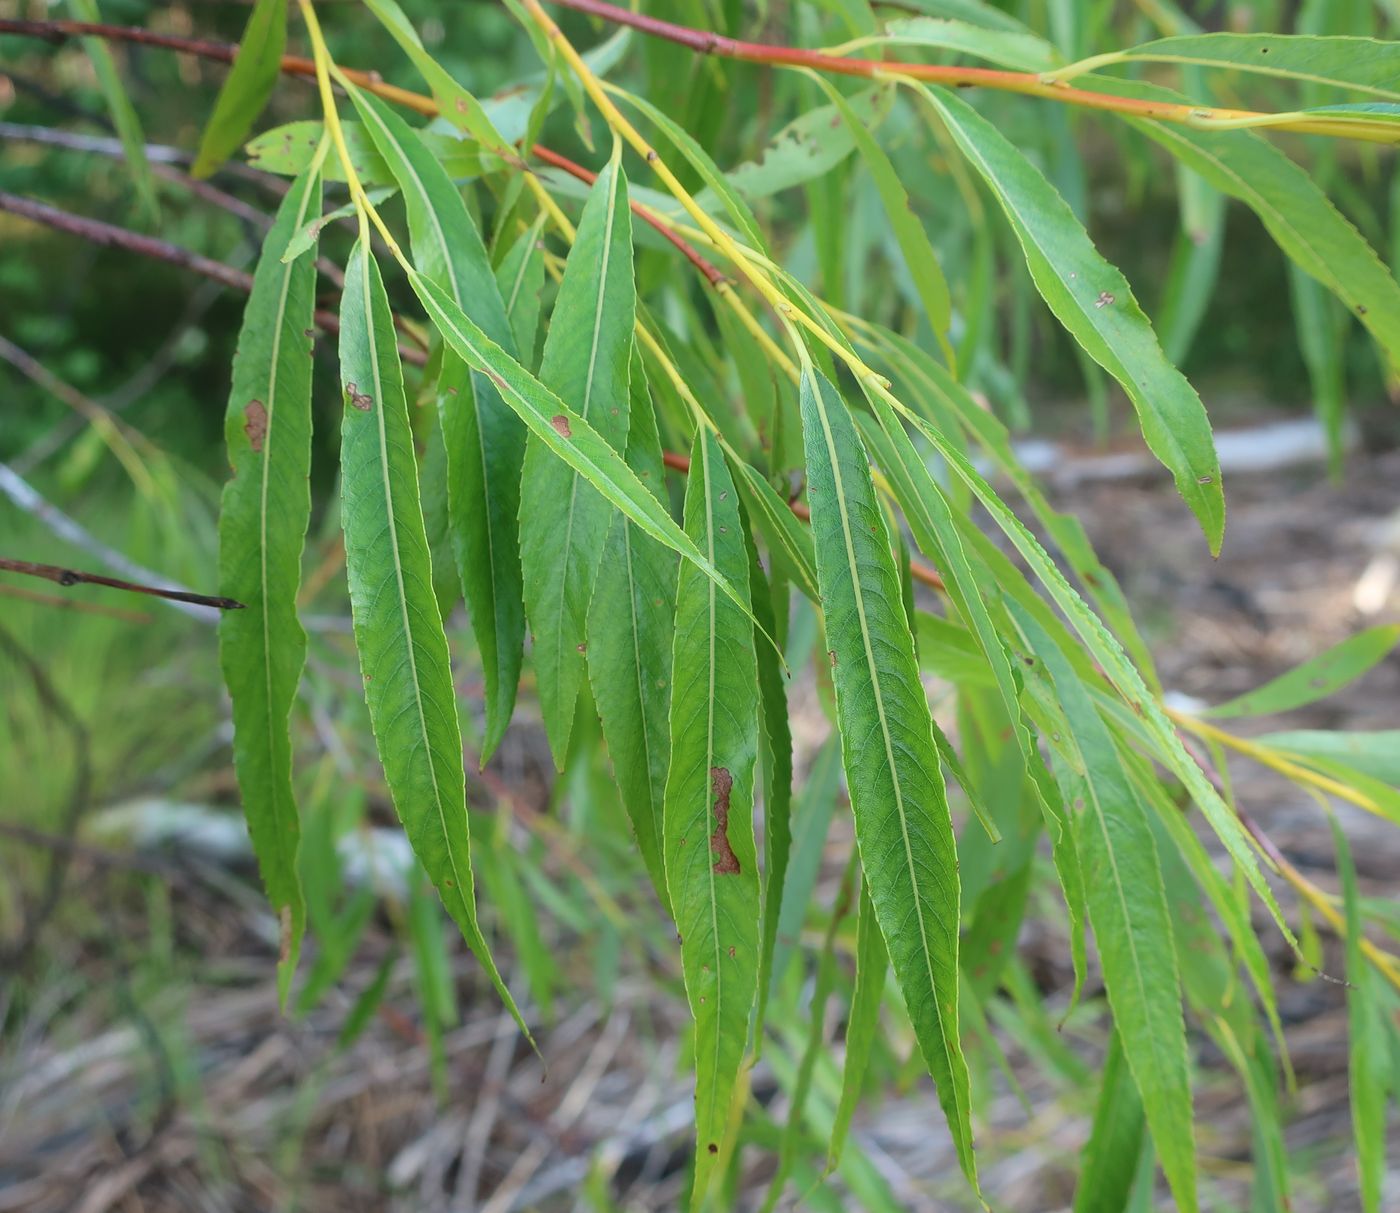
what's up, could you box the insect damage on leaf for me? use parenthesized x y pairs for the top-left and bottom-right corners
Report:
(243, 400), (268, 453)
(709, 766), (740, 875)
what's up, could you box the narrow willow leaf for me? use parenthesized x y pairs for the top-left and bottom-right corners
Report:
(348, 85), (527, 760)
(1073, 1032), (1146, 1213)
(872, 16), (1060, 72)
(869, 382), (1293, 946)
(587, 363), (675, 913)
(1022, 612), (1197, 1213)
(218, 165), (321, 1006)
(828, 874), (888, 1172)
(1087, 33), (1400, 100)
(923, 86), (1224, 551)
(808, 74), (955, 364)
(192, 0), (286, 178)
(1332, 817), (1387, 1213)
(1203, 625), (1399, 718)
(663, 427), (760, 1208)
(360, 0), (511, 155)
(69, 0), (157, 222)
(245, 120), (481, 184)
(854, 404), (1089, 995)
(495, 219), (547, 369)
(520, 160), (636, 766)
(1098, 80), (1400, 373)
(1257, 730), (1400, 784)
(338, 240), (529, 1042)
(798, 367), (976, 1187)
(409, 271), (761, 631)
(748, 527), (792, 1041)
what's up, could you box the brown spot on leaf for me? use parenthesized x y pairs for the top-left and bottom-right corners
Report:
(244, 400), (268, 452)
(346, 382), (373, 411)
(709, 766), (740, 875)
(278, 906), (293, 964)
(550, 414), (573, 438)
(707, 1143), (719, 1155)
(828, 649), (837, 667)
(577, 642), (587, 654)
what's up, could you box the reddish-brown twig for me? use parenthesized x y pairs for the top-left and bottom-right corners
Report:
(0, 557), (244, 610)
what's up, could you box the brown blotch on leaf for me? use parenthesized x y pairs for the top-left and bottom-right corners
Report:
(550, 414), (573, 438)
(278, 906), (293, 964)
(709, 766), (741, 875)
(244, 400), (268, 453)
(828, 649), (837, 668)
(346, 382), (374, 411)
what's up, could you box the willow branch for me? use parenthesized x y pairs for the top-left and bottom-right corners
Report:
(544, 0), (1397, 143)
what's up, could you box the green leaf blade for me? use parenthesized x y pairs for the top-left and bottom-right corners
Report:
(338, 240), (528, 1042)
(348, 85), (527, 759)
(799, 367), (976, 1187)
(1204, 625), (1399, 719)
(587, 364), (676, 912)
(218, 164), (321, 1005)
(520, 160), (636, 765)
(663, 427), (761, 1208)
(192, 0), (287, 178)
(925, 86), (1225, 551)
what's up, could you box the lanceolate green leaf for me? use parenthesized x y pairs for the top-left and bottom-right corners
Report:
(409, 271), (760, 629)
(798, 367), (976, 1187)
(69, 0), (157, 222)
(1022, 611), (1197, 1213)
(922, 85), (1225, 552)
(360, 0), (511, 155)
(338, 240), (529, 1042)
(192, 0), (286, 178)
(1084, 33), (1400, 101)
(520, 160), (636, 765)
(663, 427), (760, 1209)
(1332, 817), (1387, 1213)
(871, 382), (1293, 949)
(348, 85), (527, 760)
(1073, 1032), (1146, 1213)
(1203, 625), (1399, 719)
(748, 526), (792, 1042)
(218, 163), (321, 1006)
(587, 363), (675, 913)
(1097, 79), (1400, 373)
